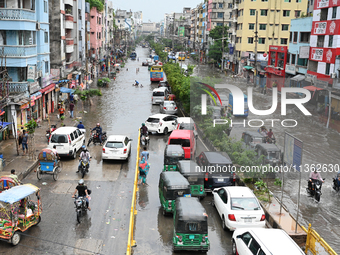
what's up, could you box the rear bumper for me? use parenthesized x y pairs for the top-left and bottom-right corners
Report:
(227, 221), (266, 231)
(102, 153), (128, 160)
(173, 244), (209, 251)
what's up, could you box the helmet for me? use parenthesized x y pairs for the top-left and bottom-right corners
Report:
(142, 123), (145, 126)
(78, 179), (84, 185)
(82, 145), (86, 150)
(97, 123), (100, 126)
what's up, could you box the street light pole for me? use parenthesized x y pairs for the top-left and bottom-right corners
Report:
(254, 10), (259, 85)
(221, 12), (225, 71)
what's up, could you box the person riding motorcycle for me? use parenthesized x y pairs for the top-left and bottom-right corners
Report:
(140, 123), (148, 138)
(308, 170), (324, 191)
(77, 121), (85, 129)
(134, 80), (139, 86)
(92, 123), (103, 145)
(77, 145), (91, 173)
(72, 179), (91, 211)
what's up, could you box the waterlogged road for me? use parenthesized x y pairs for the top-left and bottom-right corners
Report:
(194, 64), (340, 252)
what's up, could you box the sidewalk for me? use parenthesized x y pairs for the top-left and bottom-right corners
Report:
(0, 102), (84, 180)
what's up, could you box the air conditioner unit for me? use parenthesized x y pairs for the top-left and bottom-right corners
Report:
(331, 73), (337, 78)
(38, 71), (42, 77)
(36, 22), (40, 30)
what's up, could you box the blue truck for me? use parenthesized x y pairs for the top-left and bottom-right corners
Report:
(228, 93), (249, 117)
(130, 52), (137, 60)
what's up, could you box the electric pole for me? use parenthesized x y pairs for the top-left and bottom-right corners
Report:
(254, 10), (258, 84)
(221, 12), (225, 71)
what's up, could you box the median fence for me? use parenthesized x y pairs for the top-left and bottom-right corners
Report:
(126, 130), (140, 255)
(302, 224), (337, 255)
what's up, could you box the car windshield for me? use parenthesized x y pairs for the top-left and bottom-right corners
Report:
(106, 142), (124, 148)
(164, 101), (176, 107)
(169, 139), (190, 147)
(220, 95), (228, 101)
(179, 123), (194, 131)
(51, 134), (68, 143)
(231, 198), (261, 210)
(146, 117), (160, 123)
(153, 91), (164, 96)
(267, 151), (280, 159)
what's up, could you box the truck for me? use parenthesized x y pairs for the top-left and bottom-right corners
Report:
(228, 93), (249, 117)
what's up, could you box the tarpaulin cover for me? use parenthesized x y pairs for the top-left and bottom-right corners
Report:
(0, 184), (39, 204)
(38, 148), (56, 161)
(60, 87), (75, 94)
(303, 86), (324, 92)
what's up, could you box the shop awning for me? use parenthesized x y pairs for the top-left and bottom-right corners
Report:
(243, 66), (254, 70)
(60, 87), (75, 94)
(303, 86), (324, 92)
(0, 122), (12, 132)
(55, 79), (69, 84)
(40, 83), (55, 94)
(291, 74), (305, 82)
(30, 91), (42, 100)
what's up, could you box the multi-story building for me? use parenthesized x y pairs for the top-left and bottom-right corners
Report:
(190, 8), (198, 49)
(133, 11), (143, 39)
(90, 7), (104, 62)
(164, 13), (174, 38)
(235, 0), (308, 73)
(107, 1), (114, 46)
(78, 0), (86, 69)
(1, 0), (51, 128)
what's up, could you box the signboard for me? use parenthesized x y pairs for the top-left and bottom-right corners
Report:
(317, 0), (329, 8)
(311, 20), (340, 35)
(51, 69), (60, 79)
(285, 64), (296, 75)
(41, 74), (53, 88)
(29, 81), (40, 94)
(311, 48), (323, 61)
(178, 27), (185, 37)
(27, 65), (36, 82)
(305, 73), (316, 83)
(314, 22), (327, 34)
(229, 47), (234, 55)
(299, 46), (310, 59)
(315, 79), (329, 89)
(309, 47), (336, 63)
(284, 133), (303, 172)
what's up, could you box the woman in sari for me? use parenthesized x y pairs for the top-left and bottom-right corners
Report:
(138, 157), (150, 185)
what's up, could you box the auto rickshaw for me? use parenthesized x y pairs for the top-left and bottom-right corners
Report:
(0, 176), (20, 193)
(242, 131), (266, 149)
(255, 143), (282, 168)
(0, 184), (41, 245)
(177, 160), (206, 199)
(158, 172), (191, 215)
(173, 197), (210, 252)
(163, 145), (185, 171)
(37, 148), (61, 181)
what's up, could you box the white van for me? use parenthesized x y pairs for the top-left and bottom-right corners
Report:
(152, 87), (169, 104)
(48, 127), (85, 158)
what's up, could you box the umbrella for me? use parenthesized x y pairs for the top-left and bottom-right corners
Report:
(114, 64), (120, 67)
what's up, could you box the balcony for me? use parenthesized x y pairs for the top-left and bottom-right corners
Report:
(64, 0), (73, 6)
(65, 15), (74, 22)
(66, 39), (74, 45)
(0, 8), (35, 21)
(8, 82), (28, 95)
(0, 45), (37, 57)
(66, 44), (74, 53)
(65, 20), (73, 29)
(233, 4), (238, 10)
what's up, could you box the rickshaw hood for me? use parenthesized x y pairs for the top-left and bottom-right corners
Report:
(0, 184), (40, 204)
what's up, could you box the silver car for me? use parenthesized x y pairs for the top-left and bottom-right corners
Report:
(160, 100), (178, 115)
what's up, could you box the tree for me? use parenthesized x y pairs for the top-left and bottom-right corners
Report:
(208, 25), (229, 63)
(74, 88), (102, 108)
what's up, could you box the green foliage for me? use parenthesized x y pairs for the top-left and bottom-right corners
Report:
(208, 25), (229, 63)
(74, 88), (102, 101)
(85, 0), (104, 12)
(274, 178), (282, 187)
(97, 78), (111, 87)
(120, 63), (125, 68)
(24, 119), (37, 134)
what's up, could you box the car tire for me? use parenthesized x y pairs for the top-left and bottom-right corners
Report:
(163, 127), (168, 135)
(222, 216), (227, 231)
(211, 197), (215, 207)
(73, 150), (77, 159)
(232, 239), (237, 255)
(11, 232), (20, 246)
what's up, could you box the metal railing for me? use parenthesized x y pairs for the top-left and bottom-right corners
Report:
(0, 45), (37, 57)
(0, 8), (35, 20)
(126, 130), (140, 255)
(8, 82), (28, 94)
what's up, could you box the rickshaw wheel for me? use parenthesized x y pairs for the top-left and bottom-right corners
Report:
(162, 208), (168, 216)
(37, 168), (42, 180)
(77, 211), (81, 223)
(11, 232), (20, 246)
(57, 161), (62, 173)
(34, 216), (41, 225)
(53, 170), (59, 181)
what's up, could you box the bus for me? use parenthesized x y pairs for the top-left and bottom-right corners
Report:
(150, 65), (164, 82)
(178, 52), (186, 61)
(130, 51), (137, 60)
(228, 93), (248, 117)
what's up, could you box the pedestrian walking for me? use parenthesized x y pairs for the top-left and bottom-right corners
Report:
(18, 127), (24, 145)
(69, 102), (75, 118)
(141, 146), (149, 161)
(58, 105), (65, 118)
(138, 157), (150, 185)
(22, 130), (28, 155)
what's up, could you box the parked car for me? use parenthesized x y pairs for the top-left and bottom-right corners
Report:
(242, 131), (266, 150)
(152, 87), (170, 105)
(232, 228), (305, 255)
(160, 100), (178, 115)
(212, 186), (265, 231)
(176, 117), (198, 138)
(48, 127), (85, 158)
(145, 114), (178, 135)
(196, 151), (236, 190)
(158, 81), (171, 92)
(102, 135), (132, 161)
(142, 60), (149, 66)
(168, 130), (196, 159)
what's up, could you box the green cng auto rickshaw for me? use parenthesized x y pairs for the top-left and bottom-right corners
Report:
(173, 197), (210, 252)
(159, 172), (191, 215)
(177, 160), (206, 199)
(163, 144), (185, 171)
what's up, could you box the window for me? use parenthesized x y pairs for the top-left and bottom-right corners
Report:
(262, 0), (268, 1)
(45, 61), (49, 74)
(261, 10), (268, 16)
(70, 133), (75, 141)
(259, 24), (266, 30)
(73, 131), (79, 139)
(44, 32), (48, 43)
(281, 38), (288, 44)
(219, 3), (223, 8)
(308, 60), (318, 72)
(248, 37), (254, 43)
(292, 54), (296, 64)
(0, 0), (4, 8)
(284, 0), (291, 2)
(258, 38), (265, 44)
(293, 32), (298, 42)
(320, 8), (328, 20)
(241, 233), (252, 246)
(44, 1), (47, 13)
(283, 10), (290, 17)
(300, 32), (310, 43)
(251, 0), (256, 1)
(287, 54), (290, 64)
(250, 9), (255, 16)
(217, 12), (224, 18)
(326, 63), (330, 75)
(289, 32), (292, 42)
(332, 7), (337, 19)
(296, 0), (301, 2)
(297, 57), (308, 66)
(317, 35), (324, 47)
(249, 23), (254, 30)
(249, 239), (262, 255)
(213, 3), (216, 8)
(329, 35), (334, 47)
(295, 10), (301, 17)
(282, 24), (289, 31)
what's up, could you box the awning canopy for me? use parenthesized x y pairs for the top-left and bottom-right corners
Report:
(0, 122), (12, 132)
(30, 91), (42, 100)
(0, 184), (39, 204)
(40, 83), (55, 94)
(291, 74), (305, 82)
(60, 87), (75, 94)
(243, 66), (254, 70)
(303, 86), (324, 92)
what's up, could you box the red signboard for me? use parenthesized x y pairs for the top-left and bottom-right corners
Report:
(310, 47), (336, 63)
(311, 20), (340, 35)
(315, 0), (340, 9)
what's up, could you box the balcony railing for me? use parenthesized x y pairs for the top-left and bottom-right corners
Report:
(66, 39), (74, 45)
(0, 45), (37, 57)
(65, 15), (74, 22)
(0, 8), (35, 20)
(8, 82), (28, 94)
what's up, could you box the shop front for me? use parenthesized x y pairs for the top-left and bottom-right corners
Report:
(30, 92), (42, 122)
(40, 83), (56, 120)
(266, 46), (288, 91)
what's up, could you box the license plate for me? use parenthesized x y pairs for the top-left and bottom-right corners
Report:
(184, 194), (191, 197)
(245, 219), (252, 223)
(218, 178), (224, 182)
(189, 235), (195, 239)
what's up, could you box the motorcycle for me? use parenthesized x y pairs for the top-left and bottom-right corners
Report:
(46, 124), (57, 142)
(74, 196), (88, 223)
(141, 132), (150, 146)
(78, 158), (90, 178)
(132, 83), (143, 87)
(332, 176), (340, 192)
(306, 179), (325, 202)
(87, 130), (107, 146)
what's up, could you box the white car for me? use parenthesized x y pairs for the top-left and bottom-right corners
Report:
(212, 186), (265, 231)
(102, 135), (132, 161)
(232, 228), (305, 255)
(145, 114), (178, 135)
(176, 117), (198, 138)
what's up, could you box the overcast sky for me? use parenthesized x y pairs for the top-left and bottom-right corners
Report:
(112, 0), (200, 22)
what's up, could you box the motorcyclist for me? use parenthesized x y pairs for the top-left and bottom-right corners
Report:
(77, 145), (91, 173)
(77, 121), (85, 129)
(140, 123), (148, 138)
(135, 80), (139, 86)
(308, 170), (324, 190)
(72, 179), (91, 211)
(92, 123), (103, 145)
